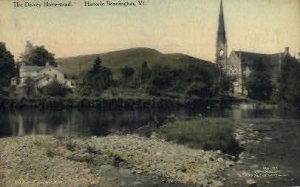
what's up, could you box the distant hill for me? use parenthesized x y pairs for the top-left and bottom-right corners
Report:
(56, 48), (215, 78)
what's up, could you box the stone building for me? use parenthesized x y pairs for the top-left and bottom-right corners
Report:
(226, 49), (288, 95)
(215, 0), (289, 95)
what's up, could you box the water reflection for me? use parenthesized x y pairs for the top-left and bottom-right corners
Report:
(1, 108), (175, 137)
(1, 103), (299, 138)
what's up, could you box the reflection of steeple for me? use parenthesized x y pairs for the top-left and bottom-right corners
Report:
(216, 0), (227, 70)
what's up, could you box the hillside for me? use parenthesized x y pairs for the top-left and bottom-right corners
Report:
(56, 48), (216, 78)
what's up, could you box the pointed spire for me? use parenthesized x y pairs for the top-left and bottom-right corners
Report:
(217, 0), (226, 44)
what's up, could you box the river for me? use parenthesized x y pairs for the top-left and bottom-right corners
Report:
(0, 104), (299, 186)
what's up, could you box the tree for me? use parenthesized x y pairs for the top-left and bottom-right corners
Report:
(20, 41), (56, 66)
(92, 56), (101, 73)
(140, 61), (151, 81)
(120, 66), (135, 79)
(0, 42), (15, 87)
(77, 57), (113, 96)
(212, 75), (235, 96)
(185, 82), (210, 98)
(245, 59), (274, 101)
(41, 80), (71, 97)
(277, 55), (300, 110)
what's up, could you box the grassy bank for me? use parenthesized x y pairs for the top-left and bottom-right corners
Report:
(158, 117), (242, 155)
(0, 95), (230, 111)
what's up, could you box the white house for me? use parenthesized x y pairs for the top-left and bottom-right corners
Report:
(11, 62), (76, 89)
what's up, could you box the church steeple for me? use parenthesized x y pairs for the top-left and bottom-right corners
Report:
(216, 0), (227, 70)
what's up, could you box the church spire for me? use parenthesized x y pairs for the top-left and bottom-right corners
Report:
(216, 0), (227, 70)
(217, 0), (226, 44)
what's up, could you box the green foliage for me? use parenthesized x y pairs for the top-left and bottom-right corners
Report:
(149, 65), (174, 91)
(213, 75), (235, 96)
(24, 77), (35, 96)
(277, 55), (300, 110)
(77, 57), (113, 96)
(92, 56), (101, 73)
(41, 80), (71, 97)
(140, 61), (151, 81)
(21, 41), (56, 66)
(159, 117), (239, 154)
(120, 66), (135, 79)
(0, 42), (15, 87)
(245, 59), (274, 101)
(147, 63), (221, 98)
(185, 82), (210, 98)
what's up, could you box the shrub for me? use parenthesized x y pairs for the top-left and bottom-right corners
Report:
(159, 117), (241, 155)
(185, 82), (211, 98)
(41, 80), (71, 97)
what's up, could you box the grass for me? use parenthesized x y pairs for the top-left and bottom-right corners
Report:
(159, 117), (241, 155)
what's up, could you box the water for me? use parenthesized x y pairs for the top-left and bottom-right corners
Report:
(0, 104), (300, 186)
(0, 108), (177, 137)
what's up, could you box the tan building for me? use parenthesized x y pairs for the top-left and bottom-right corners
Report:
(11, 63), (76, 89)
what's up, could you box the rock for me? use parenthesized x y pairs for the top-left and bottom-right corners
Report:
(213, 180), (224, 187)
(180, 166), (187, 172)
(217, 158), (224, 163)
(132, 181), (142, 186)
(246, 179), (256, 186)
(263, 137), (272, 141)
(135, 169), (143, 174)
(100, 164), (114, 171)
(225, 161), (234, 167)
(155, 152), (162, 156)
(119, 168), (132, 175)
(250, 164), (259, 169)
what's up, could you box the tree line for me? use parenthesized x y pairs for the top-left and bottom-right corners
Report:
(244, 54), (300, 110)
(1, 40), (300, 110)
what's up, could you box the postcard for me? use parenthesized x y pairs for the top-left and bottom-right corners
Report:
(0, 0), (300, 186)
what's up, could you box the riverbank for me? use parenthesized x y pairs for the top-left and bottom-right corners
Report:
(0, 134), (235, 187)
(0, 95), (236, 110)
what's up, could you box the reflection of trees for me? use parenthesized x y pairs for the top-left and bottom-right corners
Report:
(7, 109), (68, 136)
(0, 114), (12, 137)
(2, 108), (172, 138)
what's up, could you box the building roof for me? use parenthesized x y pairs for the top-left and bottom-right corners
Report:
(20, 65), (44, 72)
(232, 51), (282, 66)
(20, 64), (63, 73)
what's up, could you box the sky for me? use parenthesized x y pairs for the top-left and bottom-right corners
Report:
(0, 0), (299, 62)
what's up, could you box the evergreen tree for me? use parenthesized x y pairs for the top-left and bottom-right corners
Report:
(77, 57), (113, 96)
(92, 56), (101, 73)
(0, 42), (15, 87)
(140, 61), (151, 81)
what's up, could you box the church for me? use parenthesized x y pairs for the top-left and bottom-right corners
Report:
(215, 0), (290, 95)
